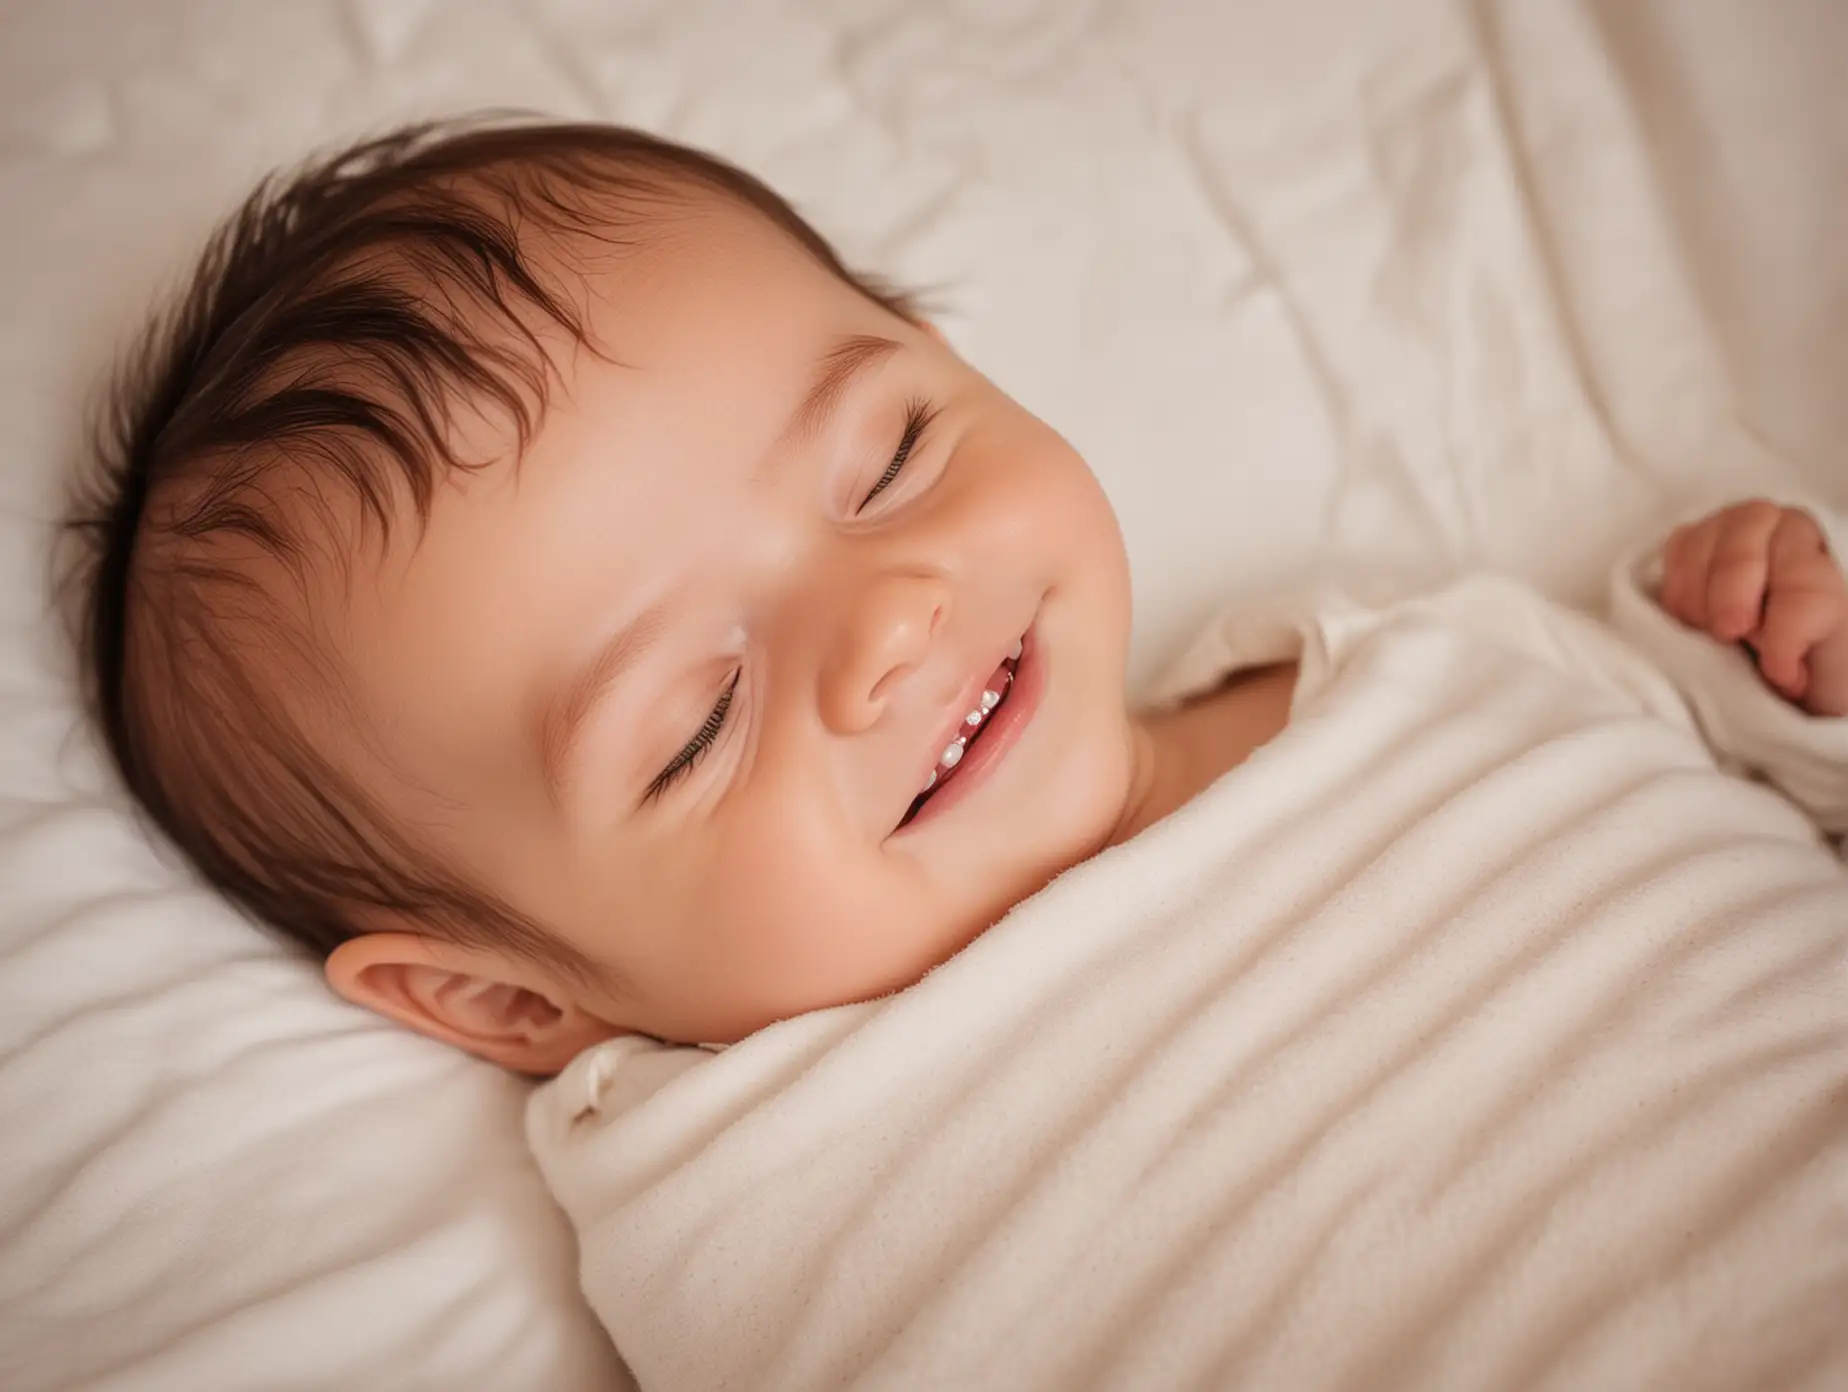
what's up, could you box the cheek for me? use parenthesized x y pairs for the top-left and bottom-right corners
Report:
(976, 415), (1127, 592)
(676, 800), (939, 1017)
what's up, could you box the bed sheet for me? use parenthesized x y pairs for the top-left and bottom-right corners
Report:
(0, 0), (1842, 1387)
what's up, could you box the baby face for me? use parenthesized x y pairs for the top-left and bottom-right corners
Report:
(341, 201), (1138, 1044)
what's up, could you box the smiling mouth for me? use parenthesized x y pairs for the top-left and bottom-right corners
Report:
(896, 637), (1024, 830)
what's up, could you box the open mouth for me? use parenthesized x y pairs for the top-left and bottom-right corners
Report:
(895, 635), (1025, 831)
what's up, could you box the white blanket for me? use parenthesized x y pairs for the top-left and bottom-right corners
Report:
(531, 522), (1848, 1391)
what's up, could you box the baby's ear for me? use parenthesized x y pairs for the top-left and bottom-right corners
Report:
(325, 932), (620, 1075)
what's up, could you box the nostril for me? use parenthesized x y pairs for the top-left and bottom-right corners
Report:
(828, 576), (950, 731)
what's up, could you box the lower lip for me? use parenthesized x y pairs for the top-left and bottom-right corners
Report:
(897, 625), (1044, 834)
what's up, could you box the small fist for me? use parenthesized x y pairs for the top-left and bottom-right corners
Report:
(1659, 499), (1848, 717)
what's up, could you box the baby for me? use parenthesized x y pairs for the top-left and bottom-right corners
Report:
(74, 119), (1846, 1073)
(74, 118), (1848, 1388)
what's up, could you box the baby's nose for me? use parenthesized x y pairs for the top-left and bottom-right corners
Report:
(820, 573), (952, 735)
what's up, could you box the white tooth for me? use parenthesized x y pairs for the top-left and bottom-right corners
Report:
(1007, 636), (1024, 661)
(921, 769), (937, 792)
(980, 689), (1001, 712)
(940, 740), (964, 769)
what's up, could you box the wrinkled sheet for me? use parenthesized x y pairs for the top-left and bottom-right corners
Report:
(0, 0), (1843, 1388)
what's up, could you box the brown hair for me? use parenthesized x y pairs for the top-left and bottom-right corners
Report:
(65, 117), (915, 977)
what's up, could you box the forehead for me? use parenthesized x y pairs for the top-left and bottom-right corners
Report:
(524, 197), (899, 541)
(578, 196), (878, 371)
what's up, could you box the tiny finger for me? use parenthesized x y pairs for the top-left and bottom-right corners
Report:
(1751, 585), (1838, 696)
(1704, 503), (1785, 640)
(1768, 506), (1826, 569)
(1662, 521), (1718, 627)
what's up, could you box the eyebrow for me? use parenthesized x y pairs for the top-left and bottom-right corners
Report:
(785, 333), (903, 446)
(542, 332), (904, 804)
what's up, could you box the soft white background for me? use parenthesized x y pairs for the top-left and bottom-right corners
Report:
(1, 1), (1842, 1387)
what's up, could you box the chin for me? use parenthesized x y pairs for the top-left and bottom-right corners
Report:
(1002, 740), (1132, 904)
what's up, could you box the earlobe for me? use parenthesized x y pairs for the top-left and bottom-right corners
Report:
(325, 932), (620, 1075)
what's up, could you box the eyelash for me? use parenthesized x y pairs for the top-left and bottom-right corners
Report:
(857, 397), (939, 512)
(645, 670), (740, 803)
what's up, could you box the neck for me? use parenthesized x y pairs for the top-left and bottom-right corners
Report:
(1108, 662), (1298, 848)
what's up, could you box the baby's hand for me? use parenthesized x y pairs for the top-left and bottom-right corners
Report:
(1659, 499), (1848, 717)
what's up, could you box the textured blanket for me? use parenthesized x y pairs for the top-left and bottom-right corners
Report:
(532, 529), (1848, 1391)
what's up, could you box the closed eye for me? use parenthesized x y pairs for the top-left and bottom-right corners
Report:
(644, 670), (739, 803)
(857, 398), (939, 512)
